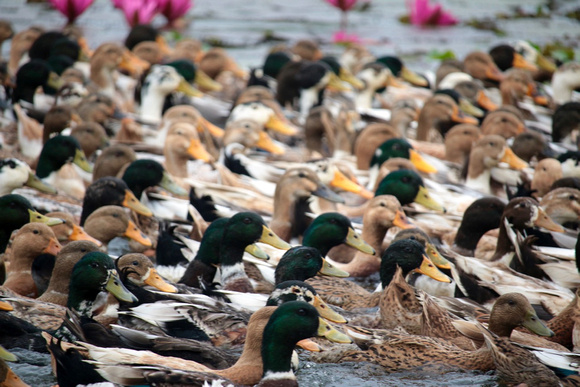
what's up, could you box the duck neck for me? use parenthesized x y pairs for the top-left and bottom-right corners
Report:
(67, 281), (100, 317)
(218, 236), (253, 292)
(454, 222), (487, 252)
(261, 327), (297, 377)
(355, 88), (374, 110)
(492, 218), (514, 260)
(13, 86), (36, 104)
(416, 110), (435, 141)
(90, 63), (116, 98)
(361, 221), (388, 254)
(299, 88), (321, 118)
(35, 156), (62, 179)
(380, 260), (404, 288)
(164, 148), (189, 178)
(140, 90), (165, 123)
(466, 165), (492, 195)
(488, 314), (515, 337)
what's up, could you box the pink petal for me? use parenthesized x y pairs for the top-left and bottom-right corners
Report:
(332, 30), (361, 43)
(158, 0), (192, 22)
(325, 0), (357, 12)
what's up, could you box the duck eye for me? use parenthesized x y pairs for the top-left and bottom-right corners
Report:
(298, 172), (306, 178)
(380, 202), (386, 207)
(508, 300), (515, 306)
(329, 218), (337, 224)
(401, 176), (410, 183)
(8, 161), (16, 168)
(132, 261), (139, 266)
(32, 229), (39, 235)
(90, 262), (99, 269)
(293, 288), (301, 293)
(112, 213), (119, 218)
(569, 195), (575, 201)
(297, 308), (307, 316)
(404, 247), (412, 253)
(489, 142), (495, 147)
(242, 217), (252, 225)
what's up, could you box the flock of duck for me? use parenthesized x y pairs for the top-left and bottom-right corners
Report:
(0, 16), (580, 387)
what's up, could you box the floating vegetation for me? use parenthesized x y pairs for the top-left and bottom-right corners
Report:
(465, 18), (506, 36)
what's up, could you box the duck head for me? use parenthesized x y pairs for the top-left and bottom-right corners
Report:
(117, 253), (177, 293)
(375, 169), (444, 212)
(488, 293), (553, 338)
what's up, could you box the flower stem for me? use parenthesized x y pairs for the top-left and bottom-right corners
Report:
(340, 10), (348, 31)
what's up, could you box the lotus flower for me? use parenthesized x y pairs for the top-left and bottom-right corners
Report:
(157, 0), (192, 26)
(332, 31), (361, 45)
(48, 0), (94, 25)
(324, 0), (358, 12)
(114, 0), (160, 27)
(407, 0), (458, 26)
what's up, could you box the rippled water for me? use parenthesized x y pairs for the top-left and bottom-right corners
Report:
(3, 0), (580, 385)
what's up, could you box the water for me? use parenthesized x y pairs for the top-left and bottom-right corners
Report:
(3, 0), (580, 385)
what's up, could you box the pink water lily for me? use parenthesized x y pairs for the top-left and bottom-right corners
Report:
(157, 0), (192, 25)
(115, 0), (160, 27)
(324, 0), (357, 12)
(48, 0), (94, 24)
(407, 0), (458, 26)
(332, 31), (361, 44)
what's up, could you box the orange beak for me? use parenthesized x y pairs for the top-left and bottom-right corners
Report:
(476, 90), (498, 111)
(330, 169), (373, 199)
(500, 147), (528, 170)
(413, 254), (451, 283)
(143, 268), (177, 293)
(43, 238), (62, 256)
(534, 207), (565, 233)
(513, 53), (538, 72)
(119, 50), (150, 77)
(69, 224), (103, 247)
(485, 65), (504, 82)
(392, 210), (414, 229)
(156, 36), (172, 56)
(255, 131), (285, 155)
(122, 190), (153, 217)
(198, 117), (225, 138)
(451, 105), (479, 125)
(123, 220), (152, 247)
(296, 338), (321, 352)
(187, 138), (212, 163)
(0, 301), (13, 311)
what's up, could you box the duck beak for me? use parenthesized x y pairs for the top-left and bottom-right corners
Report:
(339, 67), (364, 90)
(401, 66), (428, 87)
(319, 258), (350, 278)
(499, 147), (528, 170)
(345, 228), (376, 255)
(143, 267), (177, 293)
(105, 269), (138, 303)
(224, 57), (248, 79)
(459, 98), (484, 118)
(386, 75), (405, 88)
(177, 78), (204, 97)
(187, 138), (212, 163)
(155, 36), (172, 56)
(119, 51), (150, 76)
(312, 294), (347, 323)
(255, 131), (285, 155)
(245, 244), (269, 260)
(28, 210), (65, 226)
(330, 169), (373, 199)
(392, 210), (414, 229)
(265, 114), (299, 136)
(69, 224), (103, 246)
(259, 225), (291, 250)
(425, 243), (451, 269)
(0, 301), (13, 311)
(523, 310), (554, 337)
(312, 183), (345, 204)
(296, 338), (322, 352)
(0, 346), (17, 362)
(413, 186), (445, 212)
(327, 72), (350, 92)
(409, 149), (438, 174)
(536, 54), (557, 73)
(485, 65), (504, 82)
(512, 53), (538, 72)
(476, 90), (498, 111)
(450, 105), (479, 125)
(25, 172), (57, 194)
(199, 117), (225, 138)
(534, 207), (565, 233)
(317, 318), (353, 343)
(47, 71), (63, 90)
(159, 171), (188, 196)
(527, 83), (550, 106)
(122, 189), (153, 217)
(43, 237), (62, 255)
(73, 149), (93, 173)
(194, 69), (223, 92)
(413, 254), (451, 283)
(123, 220), (152, 247)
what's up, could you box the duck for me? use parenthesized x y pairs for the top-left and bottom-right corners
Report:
(489, 44), (539, 73)
(122, 159), (188, 202)
(465, 134), (528, 196)
(0, 158), (56, 196)
(178, 211), (290, 292)
(441, 123), (482, 164)
(353, 62), (393, 110)
(336, 292), (555, 374)
(270, 167), (344, 242)
(551, 62), (580, 106)
(80, 177), (152, 226)
(479, 107), (526, 139)
(0, 194), (64, 254)
(437, 72), (498, 113)
(36, 241), (102, 305)
(45, 211), (102, 247)
(415, 93), (478, 141)
(307, 239), (450, 311)
(163, 121), (212, 179)
(83, 301), (351, 386)
(92, 143), (137, 181)
(70, 122), (109, 160)
(531, 158), (563, 198)
(540, 187), (580, 227)
(329, 196), (413, 276)
(83, 205), (152, 249)
(511, 131), (553, 163)
(2, 223), (62, 298)
(376, 55), (429, 87)
(374, 169), (445, 212)
(35, 135), (92, 200)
